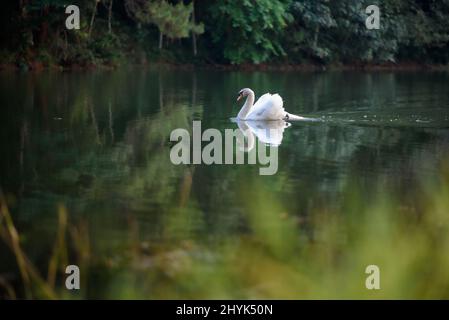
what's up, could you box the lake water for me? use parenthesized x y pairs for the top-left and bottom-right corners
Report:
(1, 69), (449, 298)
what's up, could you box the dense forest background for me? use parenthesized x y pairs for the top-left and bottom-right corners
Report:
(1, 0), (449, 69)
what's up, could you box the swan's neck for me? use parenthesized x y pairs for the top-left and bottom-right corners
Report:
(237, 90), (255, 120)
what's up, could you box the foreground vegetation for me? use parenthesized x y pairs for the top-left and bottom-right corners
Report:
(1, 160), (449, 299)
(1, 0), (449, 69)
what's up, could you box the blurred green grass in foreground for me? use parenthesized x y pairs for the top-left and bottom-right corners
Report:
(1, 161), (449, 300)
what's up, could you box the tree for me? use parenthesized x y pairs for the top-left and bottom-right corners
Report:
(287, 0), (336, 62)
(286, 0), (408, 63)
(125, 0), (204, 50)
(208, 0), (292, 64)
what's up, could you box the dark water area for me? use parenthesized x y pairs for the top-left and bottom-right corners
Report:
(1, 69), (449, 298)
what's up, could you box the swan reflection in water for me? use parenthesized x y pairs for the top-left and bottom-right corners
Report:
(232, 119), (291, 152)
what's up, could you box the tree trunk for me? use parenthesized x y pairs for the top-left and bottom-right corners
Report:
(313, 25), (320, 48)
(88, 0), (99, 38)
(158, 32), (163, 50)
(158, 73), (163, 111)
(108, 101), (114, 143)
(63, 29), (68, 60)
(191, 0), (197, 56)
(39, 6), (50, 45)
(108, 0), (113, 34)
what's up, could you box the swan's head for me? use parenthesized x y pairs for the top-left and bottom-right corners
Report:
(237, 88), (252, 101)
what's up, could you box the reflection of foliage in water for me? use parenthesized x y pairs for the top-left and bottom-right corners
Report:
(2, 163), (449, 299)
(1, 70), (449, 299)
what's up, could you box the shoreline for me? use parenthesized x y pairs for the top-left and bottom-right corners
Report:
(1, 61), (448, 73)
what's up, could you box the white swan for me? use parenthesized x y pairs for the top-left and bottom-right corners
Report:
(236, 88), (305, 121)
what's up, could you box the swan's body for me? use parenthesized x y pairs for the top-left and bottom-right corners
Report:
(236, 88), (305, 121)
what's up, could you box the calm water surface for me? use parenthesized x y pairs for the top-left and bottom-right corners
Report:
(1, 69), (449, 298)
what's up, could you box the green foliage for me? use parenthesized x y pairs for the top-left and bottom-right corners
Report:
(285, 0), (408, 63)
(127, 0), (203, 41)
(89, 33), (123, 64)
(330, 0), (406, 63)
(1, 0), (449, 67)
(0, 50), (16, 64)
(145, 1), (203, 40)
(26, 0), (72, 11)
(397, 0), (449, 63)
(209, 0), (292, 64)
(287, 0), (336, 61)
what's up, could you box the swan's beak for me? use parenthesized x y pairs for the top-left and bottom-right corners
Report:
(237, 94), (242, 102)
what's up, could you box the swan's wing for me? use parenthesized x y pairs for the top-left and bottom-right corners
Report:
(252, 93), (272, 110)
(248, 93), (275, 119)
(247, 93), (285, 120)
